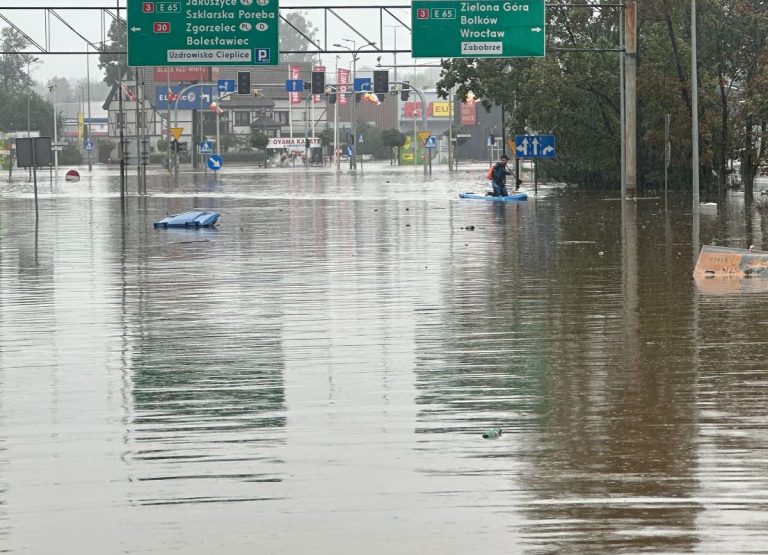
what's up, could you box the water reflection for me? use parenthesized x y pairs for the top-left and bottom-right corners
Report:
(121, 197), (287, 506)
(1, 170), (767, 553)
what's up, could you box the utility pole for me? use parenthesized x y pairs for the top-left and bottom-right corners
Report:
(691, 0), (700, 208)
(335, 55), (340, 171)
(625, 0), (637, 197)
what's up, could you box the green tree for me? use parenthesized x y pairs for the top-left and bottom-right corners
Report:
(381, 128), (406, 165)
(98, 19), (127, 85)
(280, 12), (320, 64)
(250, 129), (269, 167)
(0, 28), (54, 136)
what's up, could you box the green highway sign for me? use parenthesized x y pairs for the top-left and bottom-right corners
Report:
(411, 0), (545, 58)
(127, 0), (279, 66)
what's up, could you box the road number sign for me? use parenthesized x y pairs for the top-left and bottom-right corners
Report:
(412, 0), (545, 59)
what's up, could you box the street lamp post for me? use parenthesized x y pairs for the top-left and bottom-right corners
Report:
(334, 39), (375, 170)
(48, 83), (59, 178)
(26, 57), (39, 139)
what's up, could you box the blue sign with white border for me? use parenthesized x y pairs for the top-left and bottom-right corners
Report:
(207, 153), (223, 171)
(346, 145), (353, 157)
(155, 86), (214, 110)
(217, 80), (236, 93)
(515, 135), (556, 158)
(354, 78), (372, 92)
(285, 79), (304, 92)
(83, 140), (94, 151)
(199, 140), (213, 154)
(425, 135), (438, 149)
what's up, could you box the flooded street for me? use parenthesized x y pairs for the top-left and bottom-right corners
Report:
(1, 164), (768, 553)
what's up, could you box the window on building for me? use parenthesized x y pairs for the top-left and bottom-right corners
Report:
(274, 111), (289, 126)
(234, 111), (251, 127)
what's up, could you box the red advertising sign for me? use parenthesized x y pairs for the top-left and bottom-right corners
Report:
(153, 67), (208, 82)
(313, 65), (326, 104)
(460, 100), (478, 126)
(403, 101), (424, 118)
(338, 68), (350, 105)
(290, 65), (302, 105)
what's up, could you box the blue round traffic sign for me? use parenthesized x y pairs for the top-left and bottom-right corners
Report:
(207, 154), (223, 171)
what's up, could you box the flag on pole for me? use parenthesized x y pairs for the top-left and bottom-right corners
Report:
(338, 68), (350, 105)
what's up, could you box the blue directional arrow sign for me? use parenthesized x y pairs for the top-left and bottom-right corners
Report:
(358, 134), (364, 144)
(285, 79), (304, 92)
(353, 78), (372, 92)
(199, 140), (213, 154)
(217, 80), (236, 93)
(83, 140), (94, 150)
(515, 135), (556, 158)
(425, 135), (438, 149)
(346, 145), (353, 157)
(207, 153), (223, 171)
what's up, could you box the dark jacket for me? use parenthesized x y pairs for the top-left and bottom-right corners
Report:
(492, 162), (509, 184)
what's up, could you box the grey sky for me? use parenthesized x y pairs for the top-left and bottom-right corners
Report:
(1, 0), (437, 88)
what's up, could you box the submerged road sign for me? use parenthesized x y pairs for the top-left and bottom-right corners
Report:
(127, 0), (279, 66)
(412, 0), (545, 58)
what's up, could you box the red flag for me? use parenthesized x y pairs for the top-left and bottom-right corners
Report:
(337, 68), (350, 105)
(120, 82), (136, 102)
(290, 65), (302, 105)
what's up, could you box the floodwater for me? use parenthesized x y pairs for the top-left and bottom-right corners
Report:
(1, 164), (768, 553)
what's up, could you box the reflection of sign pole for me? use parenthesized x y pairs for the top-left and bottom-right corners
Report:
(664, 113), (671, 206)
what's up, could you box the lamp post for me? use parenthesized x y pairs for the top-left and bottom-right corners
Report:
(334, 39), (375, 169)
(26, 57), (39, 139)
(48, 82), (59, 178)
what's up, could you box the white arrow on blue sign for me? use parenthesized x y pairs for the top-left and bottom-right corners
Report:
(207, 153), (223, 171)
(217, 80), (236, 93)
(515, 135), (556, 158)
(425, 135), (438, 149)
(346, 145), (353, 157)
(285, 79), (304, 92)
(353, 78), (372, 92)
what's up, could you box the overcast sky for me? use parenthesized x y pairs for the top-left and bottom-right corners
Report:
(0, 0), (436, 87)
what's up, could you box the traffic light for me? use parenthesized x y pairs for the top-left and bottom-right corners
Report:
(237, 71), (251, 95)
(355, 92), (362, 103)
(311, 71), (325, 95)
(328, 92), (337, 104)
(400, 81), (410, 101)
(373, 70), (389, 94)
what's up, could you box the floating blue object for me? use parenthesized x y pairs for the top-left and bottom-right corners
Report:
(458, 192), (528, 202)
(153, 210), (220, 228)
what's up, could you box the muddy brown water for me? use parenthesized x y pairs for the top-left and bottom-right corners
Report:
(1, 166), (767, 553)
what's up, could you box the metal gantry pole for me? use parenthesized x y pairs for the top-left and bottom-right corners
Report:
(86, 44), (93, 172)
(625, 0), (637, 197)
(334, 57), (340, 171)
(620, 6), (626, 197)
(691, 0), (700, 209)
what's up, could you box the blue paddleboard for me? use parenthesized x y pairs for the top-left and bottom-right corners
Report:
(153, 210), (220, 228)
(458, 192), (528, 202)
